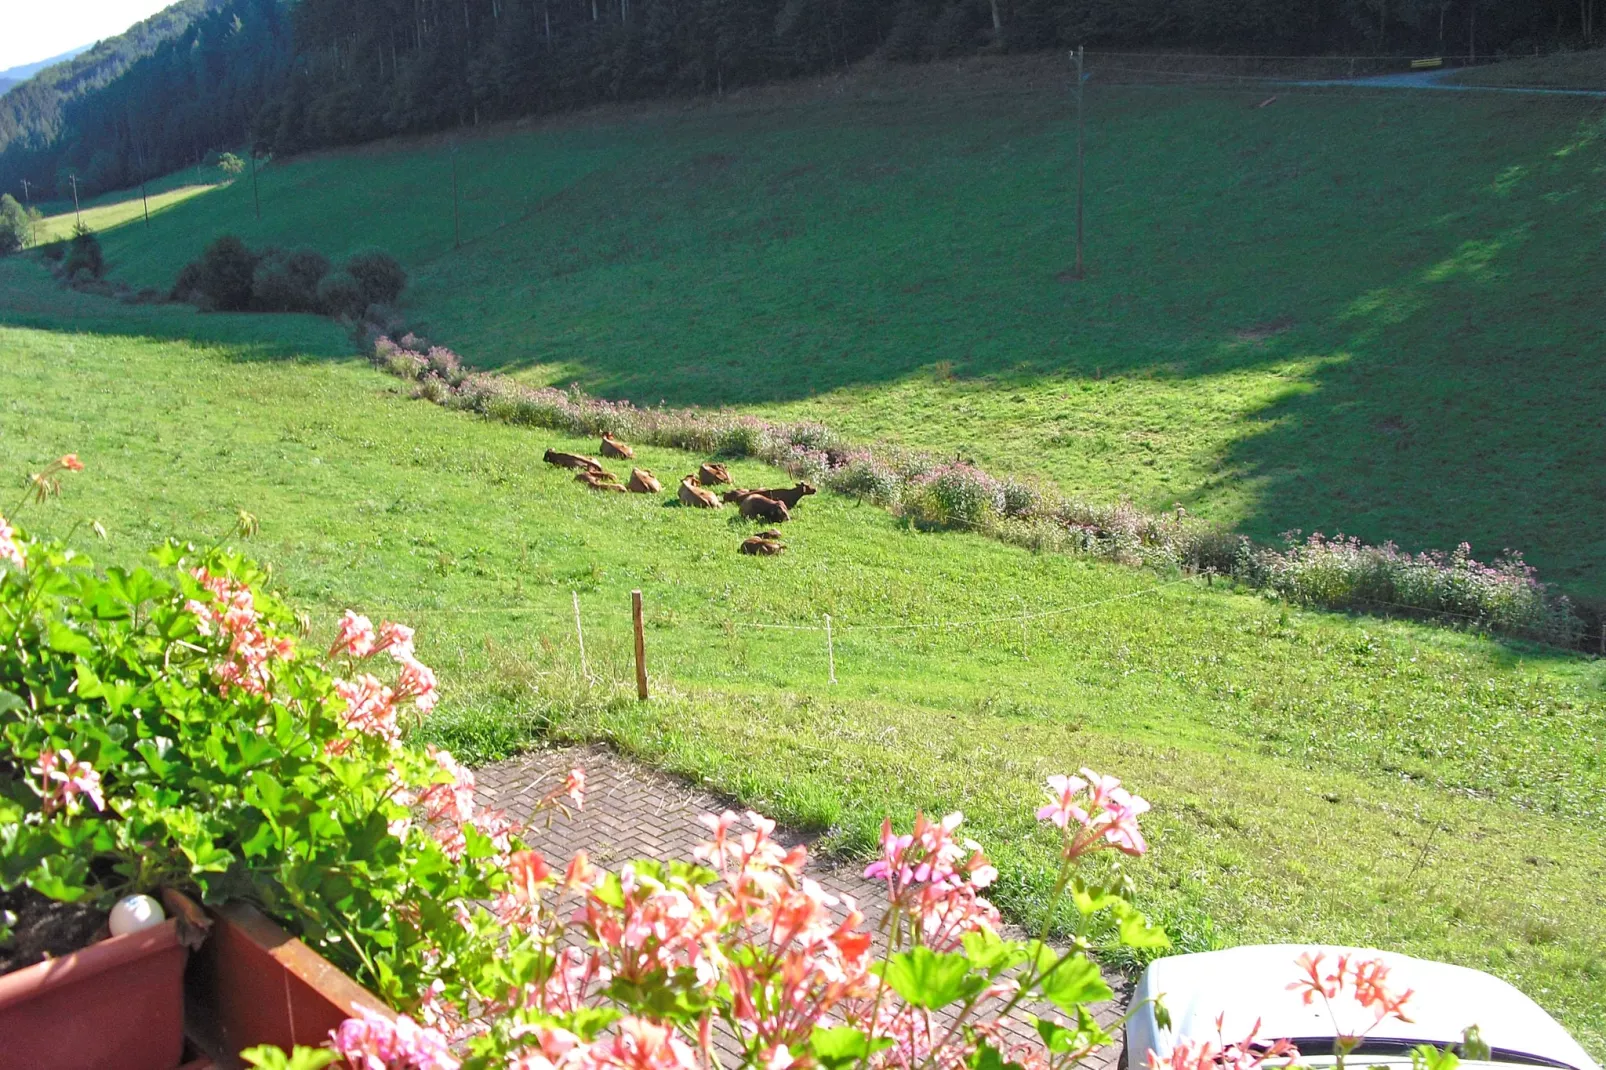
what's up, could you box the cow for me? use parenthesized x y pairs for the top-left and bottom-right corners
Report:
(545, 449), (605, 474)
(697, 462), (733, 486)
(576, 471), (626, 492)
(748, 482), (816, 510)
(600, 433), (635, 460)
(627, 468), (662, 494)
(739, 537), (785, 556)
(720, 488), (753, 504)
(678, 476), (722, 509)
(754, 529), (783, 540)
(739, 494), (790, 523)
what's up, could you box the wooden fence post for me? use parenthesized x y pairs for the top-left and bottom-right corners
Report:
(572, 591), (589, 681)
(632, 590), (648, 700)
(825, 614), (836, 685)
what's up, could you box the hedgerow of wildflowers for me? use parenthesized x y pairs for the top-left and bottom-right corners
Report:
(359, 331), (1584, 647)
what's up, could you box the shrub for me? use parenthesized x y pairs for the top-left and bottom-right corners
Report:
(63, 222), (104, 279)
(344, 248), (407, 307)
(251, 246), (331, 312)
(0, 194), (27, 255)
(169, 259), (203, 303)
(910, 463), (1006, 529)
(181, 235), (259, 311)
(316, 269), (366, 318)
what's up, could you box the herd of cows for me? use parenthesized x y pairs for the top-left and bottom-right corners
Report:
(543, 434), (817, 556)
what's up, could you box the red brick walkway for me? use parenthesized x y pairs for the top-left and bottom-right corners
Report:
(474, 745), (1128, 1070)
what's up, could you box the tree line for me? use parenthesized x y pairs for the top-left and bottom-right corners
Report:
(2, 0), (1600, 202)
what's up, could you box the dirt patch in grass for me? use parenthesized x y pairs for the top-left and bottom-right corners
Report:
(1233, 316), (1296, 342)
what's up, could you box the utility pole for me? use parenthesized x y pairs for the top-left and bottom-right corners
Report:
(69, 174), (80, 226)
(249, 146), (261, 220)
(1073, 45), (1086, 280)
(21, 179), (35, 247)
(450, 143), (461, 250)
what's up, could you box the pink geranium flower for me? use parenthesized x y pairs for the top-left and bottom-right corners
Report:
(0, 514), (24, 570)
(1035, 769), (1151, 859)
(331, 610), (378, 658)
(34, 749), (105, 815)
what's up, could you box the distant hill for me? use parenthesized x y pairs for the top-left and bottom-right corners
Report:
(0, 43), (96, 87)
(0, 79), (15, 98)
(0, 1), (225, 185)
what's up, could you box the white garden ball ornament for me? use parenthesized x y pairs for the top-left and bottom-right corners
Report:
(108, 894), (166, 937)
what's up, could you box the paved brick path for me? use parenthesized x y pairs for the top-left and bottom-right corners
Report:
(475, 745), (1128, 1070)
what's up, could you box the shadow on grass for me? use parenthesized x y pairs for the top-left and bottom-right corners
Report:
(14, 83), (1606, 605)
(0, 258), (356, 365)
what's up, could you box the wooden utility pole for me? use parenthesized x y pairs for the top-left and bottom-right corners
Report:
(19, 178), (29, 206)
(249, 148), (261, 220)
(450, 144), (461, 249)
(1073, 45), (1086, 280)
(69, 175), (80, 225)
(632, 589), (648, 700)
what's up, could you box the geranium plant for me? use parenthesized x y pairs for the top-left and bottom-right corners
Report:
(244, 768), (1167, 1070)
(0, 462), (540, 1005)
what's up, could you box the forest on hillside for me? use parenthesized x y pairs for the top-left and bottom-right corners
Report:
(2, 0), (1602, 201)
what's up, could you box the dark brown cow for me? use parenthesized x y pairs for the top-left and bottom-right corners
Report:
(697, 462), (733, 486)
(627, 468), (662, 494)
(739, 494), (790, 523)
(678, 476), (722, 509)
(739, 537), (786, 556)
(749, 483), (816, 509)
(545, 449), (605, 474)
(600, 433), (635, 460)
(720, 488), (753, 504)
(576, 471), (626, 492)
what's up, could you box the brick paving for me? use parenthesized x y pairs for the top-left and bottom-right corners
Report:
(475, 745), (1128, 1070)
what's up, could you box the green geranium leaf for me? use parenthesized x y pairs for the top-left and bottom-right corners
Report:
(813, 1026), (894, 1069)
(1035, 952), (1113, 1012)
(879, 946), (986, 1010)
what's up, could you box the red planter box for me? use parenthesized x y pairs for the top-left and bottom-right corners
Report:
(185, 901), (394, 1065)
(0, 917), (188, 1070)
(0, 897), (393, 1070)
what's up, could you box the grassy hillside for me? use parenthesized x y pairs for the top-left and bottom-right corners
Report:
(48, 60), (1606, 605)
(2, 258), (1603, 1050)
(1451, 51), (1606, 89)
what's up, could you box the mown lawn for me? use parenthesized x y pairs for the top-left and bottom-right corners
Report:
(43, 59), (1606, 603)
(2, 259), (1602, 1052)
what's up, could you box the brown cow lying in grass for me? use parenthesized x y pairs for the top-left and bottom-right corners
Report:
(545, 449), (606, 474)
(749, 483), (816, 509)
(738, 494), (790, 523)
(601, 434), (635, 460)
(740, 536), (785, 556)
(678, 476), (722, 508)
(576, 471), (627, 492)
(627, 468), (661, 494)
(697, 462), (733, 486)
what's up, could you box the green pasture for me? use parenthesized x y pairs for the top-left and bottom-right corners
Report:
(1, 258), (1602, 1051)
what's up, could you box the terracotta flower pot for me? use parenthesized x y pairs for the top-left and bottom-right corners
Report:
(185, 901), (394, 1066)
(0, 916), (188, 1070)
